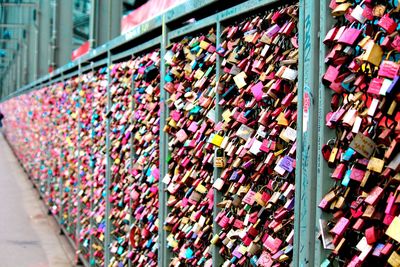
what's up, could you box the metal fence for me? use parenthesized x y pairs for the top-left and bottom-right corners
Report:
(0, 0), (333, 266)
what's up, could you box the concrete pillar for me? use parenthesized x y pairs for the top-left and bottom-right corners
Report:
(93, 0), (122, 47)
(38, 0), (51, 76)
(27, 25), (36, 83)
(55, 0), (73, 67)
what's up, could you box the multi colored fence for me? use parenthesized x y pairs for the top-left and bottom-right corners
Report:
(1, 0), (400, 267)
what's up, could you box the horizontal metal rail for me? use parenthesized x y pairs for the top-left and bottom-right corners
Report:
(110, 36), (162, 62)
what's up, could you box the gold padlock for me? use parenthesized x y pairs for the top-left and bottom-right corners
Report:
(331, 3), (352, 16)
(362, 39), (383, 66)
(367, 156), (385, 173)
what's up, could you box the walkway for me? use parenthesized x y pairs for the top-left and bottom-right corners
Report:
(0, 133), (75, 267)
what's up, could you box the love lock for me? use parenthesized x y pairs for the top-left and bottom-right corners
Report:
(321, 0), (400, 266)
(214, 148), (227, 168)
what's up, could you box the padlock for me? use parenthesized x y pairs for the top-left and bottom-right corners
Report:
(321, 2), (400, 264)
(163, 29), (218, 265)
(362, 40), (384, 66)
(350, 1), (367, 23)
(378, 13), (398, 34)
(214, 148), (226, 168)
(338, 23), (364, 46)
(331, 2), (352, 17)
(378, 51), (400, 79)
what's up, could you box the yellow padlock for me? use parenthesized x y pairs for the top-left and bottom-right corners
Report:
(210, 131), (224, 147)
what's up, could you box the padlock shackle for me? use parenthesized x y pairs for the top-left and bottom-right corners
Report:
(385, 49), (400, 61)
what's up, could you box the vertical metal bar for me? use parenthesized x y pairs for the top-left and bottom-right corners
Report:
(3, 75), (5, 98)
(9, 62), (13, 94)
(293, 0), (305, 261)
(315, 1), (334, 265)
(294, 0), (320, 265)
(104, 50), (112, 267)
(9, 59), (15, 94)
(128, 63), (135, 267)
(9, 61), (12, 92)
(89, 69), (95, 266)
(14, 50), (23, 88)
(27, 25), (35, 82)
(5, 74), (8, 97)
(15, 3), (21, 89)
(8, 72), (12, 96)
(75, 63), (83, 258)
(212, 18), (223, 267)
(59, 149), (64, 223)
(38, 81), (45, 193)
(34, 3), (39, 80)
(158, 14), (170, 267)
(4, 73), (10, 96)
(18, 53), (22, 89)
(59, 74), (65, 225)
(22, 40), (28, 86)
(46, 78), (52, 208)
(9, 62), (13, 93)
(4, 72), (7, 97)
(16, 52), (21, 89)
(14, 61), (17, 91)
(68, 98), (74, 233)
(4, 75), (7, 98)
(51, 0), (57, 69)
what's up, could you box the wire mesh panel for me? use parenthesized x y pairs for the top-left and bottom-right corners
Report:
(107, 61), (135, 265)
(47, 82), (69, 217)
(209, 3), (299, 266)
(128, 49), (160, 267)
(162, 28), (218, 267)
(90, 67), (109, 266)
(62, 79), (80, 239)
(317, 0), (400, 266)
(77, 72), (96, 261)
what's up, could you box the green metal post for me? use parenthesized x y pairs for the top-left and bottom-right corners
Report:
(38, 0), (51, 77)
(58, 141), (64, 226)
(45, 76), (52, 207)
(89, 69), (95, 266)
(76, 62), (83, 258)
(158, 14), (170, 267)
(294, 0), (320, 266)
(315, 1), (335, 265)
(104, 50), (112, 267)
(128, 66), (135, 267)
(67, 77), (74, 233)
(59, 73), (65, 225)
(212, 18), (223, 267)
